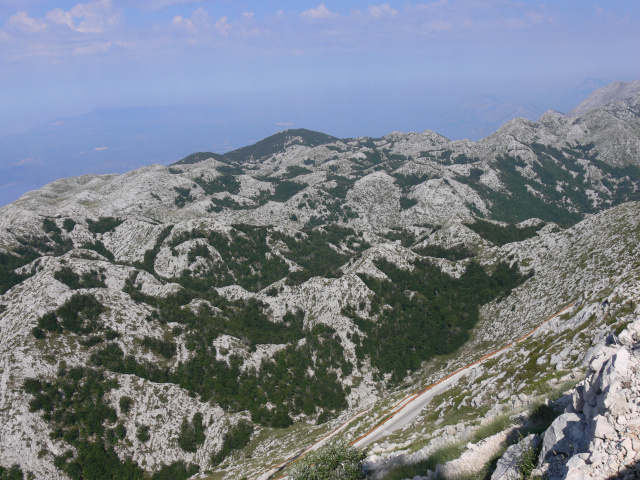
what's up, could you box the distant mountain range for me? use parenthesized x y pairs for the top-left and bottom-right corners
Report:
(0, 78), (613, 206)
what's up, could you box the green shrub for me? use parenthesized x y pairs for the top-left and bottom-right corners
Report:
(136, 425), (150, 443)
(211, 421), (254, 466)
(288, 438), (365, 480)
(141, 337), (177, 359)
(86, 217), (124, 234)
(151, 461), (199, 480)
(54, 267), (106, 289)
(63, 218), (76, 232)
(119, 396), (133, 414)
(413, 244), (474, 261)
(81, 241), (115, 262)
(471, 415), (512, 443)
(465, 218), (543, 246)
(177, 412), (206, 453)
(399, 197), (418, 210)
(0, 464), (25, 480)
(382, 443), (464, 480)
(43, 218), (62, 235)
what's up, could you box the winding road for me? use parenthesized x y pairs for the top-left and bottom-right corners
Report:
(261, 301), (576, 479)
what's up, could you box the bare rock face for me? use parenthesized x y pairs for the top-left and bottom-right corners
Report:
(1, 82), (640, 479)
(566, 80), (640, 118)
(491, 434), (541, 480)
(533, 318), (640, 479)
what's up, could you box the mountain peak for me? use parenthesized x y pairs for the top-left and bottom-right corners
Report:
(566, 79), (640, 118)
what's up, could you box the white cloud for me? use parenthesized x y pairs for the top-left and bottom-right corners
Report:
(139, 0), (202, 11)
(14, 156), (43, 166)
(367, 4), (398, 19)
(172, 7), (210, 32)
(301, 4), (338, 20)
(8, 11), (48, 33)
(46, 0), (120, 33)
(215, 16), (231, 36)
(94, 146), (108, 151)
(172, 9), (233, 37)
(414, 0), (450, 12)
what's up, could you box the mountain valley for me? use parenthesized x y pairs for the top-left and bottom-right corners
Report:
(1, 81), (640, 480)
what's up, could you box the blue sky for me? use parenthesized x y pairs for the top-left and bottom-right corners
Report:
(1, 0), (639, 137)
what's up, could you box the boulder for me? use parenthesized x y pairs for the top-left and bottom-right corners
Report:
(491, 434), (541, 480)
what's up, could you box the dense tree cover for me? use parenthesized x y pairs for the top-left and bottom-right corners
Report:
(217, 164), (245, 175)
(303, 193), (360, 227)
(351, 258), (531, 382)
(169, 226), (284, 292)
(136, 425), (151, 443)
(0, 246), (38, 295)
(32, 293), (106, 338)
(177, 413), (206, 452)
(172, 151), (224, 166)
(194, 173), (241, 195)
(282, 165), (313, 179)
(381, 228), (416, 248)
(464, 219), (544, 246)
(393, 173), (431, 193)
(351, 148), (384, 171)
(323, 175), (356, 199)
(54, 267), (106, 290)
(43, 218), (62, 235)
(63, 218), (77, 232)
(210, 421), (254, 466)
(455, 144), (640, 225)
(456, 155), (583, 225)
(271, 180), (308, 202)
(119, 396), (133, 414)
(24, 367), (148, 480)
(81, 241), (115, 261)
(412, 244), (474, 261)
(533, 143), (640, 209)
(173, 187), (194, 208)
(0, 465), (24, 480)
(208, 195), (258, 212)
(221, 129), (338, 164)
(273, 225), (369, 285)
(18, 219), (74, 257)
(288, 439), (366, 480)
(162, 224), (366, 292)
(399, 197), (418, 210)
(452, 153), (479, 165)
(147, 224), (368, 293)
(150, 461), (199, 480)
(24, 362), (202, 479)
(86, 217), (124, 235)
(140, 336), (176, 359)
(94, 284), (349, 426)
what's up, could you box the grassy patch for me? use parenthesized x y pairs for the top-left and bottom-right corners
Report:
(382, 443), (464, 480)
(471, 415), (512, 443)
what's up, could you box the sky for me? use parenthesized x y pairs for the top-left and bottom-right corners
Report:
(1, 0), (639, 137)
(0, 1), (640, 206)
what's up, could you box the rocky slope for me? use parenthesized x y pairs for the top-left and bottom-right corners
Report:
(0, 81), (639, 479)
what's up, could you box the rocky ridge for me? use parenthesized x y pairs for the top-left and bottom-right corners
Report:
(0, 82), (639, 479)
(363, 273), (640, 480)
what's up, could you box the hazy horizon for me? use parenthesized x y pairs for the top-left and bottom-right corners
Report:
(1, 1), (640, 205)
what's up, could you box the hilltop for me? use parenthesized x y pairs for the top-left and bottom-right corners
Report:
(0, 81), (639, 479)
